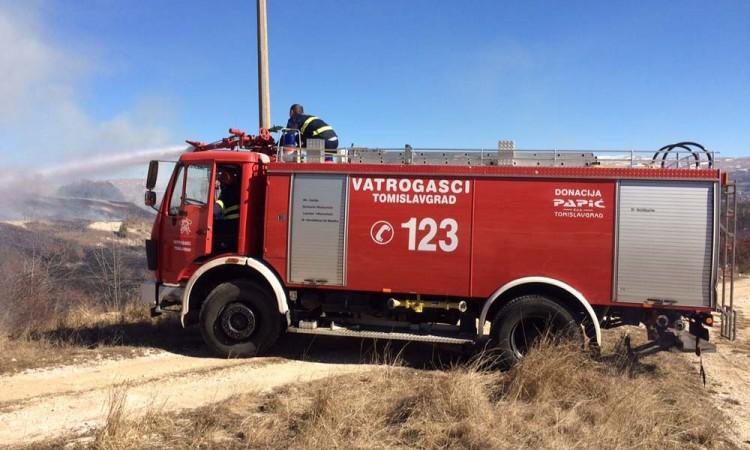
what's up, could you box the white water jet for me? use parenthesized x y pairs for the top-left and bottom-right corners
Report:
(0, 145), (188, 190)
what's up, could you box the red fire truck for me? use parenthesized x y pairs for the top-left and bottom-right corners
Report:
(142, 132), (737, 364)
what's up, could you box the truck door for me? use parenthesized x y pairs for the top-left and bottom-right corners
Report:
(159, 162), (215, 282)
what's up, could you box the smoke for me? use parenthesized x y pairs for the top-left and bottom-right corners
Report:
(0, 5), (187, 220)
(0, 4), (176, 174)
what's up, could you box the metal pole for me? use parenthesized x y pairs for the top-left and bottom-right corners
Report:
(722, 186), (728, 309)
(257, 0), (271, 129)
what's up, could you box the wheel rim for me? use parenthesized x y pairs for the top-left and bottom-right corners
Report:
(219, 303), (257, 341)
(509, 316), (553, 359)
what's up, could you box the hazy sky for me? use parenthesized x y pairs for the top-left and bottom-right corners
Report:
(1, 0), (749, 175)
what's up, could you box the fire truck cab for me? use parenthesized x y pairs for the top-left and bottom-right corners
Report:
(143, 135), (737, 364)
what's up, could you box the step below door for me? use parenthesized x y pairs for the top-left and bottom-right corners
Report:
(615, 180), (715, 307)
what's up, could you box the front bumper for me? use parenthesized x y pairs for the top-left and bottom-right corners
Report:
(141, 281), (184, 316)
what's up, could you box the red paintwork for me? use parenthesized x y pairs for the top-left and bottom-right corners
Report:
(470, 179), (615, 302)
(262, 173), (291, 278)
(346, 177), (473, 296)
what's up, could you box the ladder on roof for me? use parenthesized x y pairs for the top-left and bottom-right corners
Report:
(277, 136), (599, 167)
(719, 181), (738, 340)
(274, 131), (716, 169)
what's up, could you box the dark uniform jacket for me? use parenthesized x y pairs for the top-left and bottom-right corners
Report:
(215, 188), (240, 220)
(287, 114), (338, 149)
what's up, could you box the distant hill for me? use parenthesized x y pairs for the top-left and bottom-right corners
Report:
(717, 157), (750, 198)
(0, 179), (152, 221)
(109, 178), (149, 207)
(20, 196), (153, 221)
(56, 180), (126, 202)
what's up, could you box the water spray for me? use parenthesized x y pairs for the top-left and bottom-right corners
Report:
(37, 145), (187, 178)
(0, 145), (187, 190)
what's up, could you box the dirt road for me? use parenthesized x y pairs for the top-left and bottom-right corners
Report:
(698, 277), (750, 446)
(0, 350), (372, 447)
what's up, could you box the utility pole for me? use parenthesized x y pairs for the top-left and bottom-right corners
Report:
(257, 0), (271, 129)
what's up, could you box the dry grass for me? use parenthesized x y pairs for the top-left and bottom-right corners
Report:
(0, 304), (183, 374)
(35, 339), (737, 450)
(95, 385), (131, 448)
(0, 220), (176, 374)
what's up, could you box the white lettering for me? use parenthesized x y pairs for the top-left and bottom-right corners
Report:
(354, 177), (470, 204)
(401, 217), (459, 253)
(554, 188), (602, 197)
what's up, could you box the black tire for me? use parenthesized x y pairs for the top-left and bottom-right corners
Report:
(491, 295), (582, 367)
(199, 279), (282, 357)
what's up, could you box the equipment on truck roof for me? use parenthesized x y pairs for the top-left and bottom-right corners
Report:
(186, 128), (276, 155)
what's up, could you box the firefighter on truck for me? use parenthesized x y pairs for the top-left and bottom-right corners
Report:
(286, 103), (339, 149)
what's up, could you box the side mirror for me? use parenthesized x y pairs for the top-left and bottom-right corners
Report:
(144, 190), (157, 207)
(146, 160), (159, 190)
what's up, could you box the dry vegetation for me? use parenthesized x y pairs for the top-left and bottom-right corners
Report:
(735, 200), (750, 273)
(0, 220), (171, 373)
(28, 339), (736, 450)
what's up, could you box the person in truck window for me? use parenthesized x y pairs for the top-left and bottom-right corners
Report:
(286, 103), (339, 149)
(213, 166), (240, 252)
(214, 167), (240, 221)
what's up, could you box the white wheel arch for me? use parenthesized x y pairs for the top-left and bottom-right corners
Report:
(180, 256), (288, 327)
(478, 276), (602, 346)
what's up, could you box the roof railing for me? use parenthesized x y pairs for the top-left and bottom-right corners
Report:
(275, 137), (716, 169)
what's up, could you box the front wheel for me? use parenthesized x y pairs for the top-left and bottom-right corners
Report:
(491, 295), (582, 367)
(199, 280), (282, 357)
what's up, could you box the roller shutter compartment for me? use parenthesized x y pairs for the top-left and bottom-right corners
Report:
(615, 180), (714, 307)
(288, 174), (348, 285)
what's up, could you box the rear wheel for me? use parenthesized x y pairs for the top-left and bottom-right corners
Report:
(199, 280), (281, 357)
(491, 295), (582, 367)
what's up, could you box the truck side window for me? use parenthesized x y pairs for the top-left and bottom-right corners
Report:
(168, 166), (185, 216)
(183, 165), (211, 207)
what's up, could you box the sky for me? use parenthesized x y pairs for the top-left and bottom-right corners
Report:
(0, 0), (749, 177)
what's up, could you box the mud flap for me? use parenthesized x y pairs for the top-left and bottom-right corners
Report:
(673, 319), (715, 353)
(674, 329), (716, 353)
